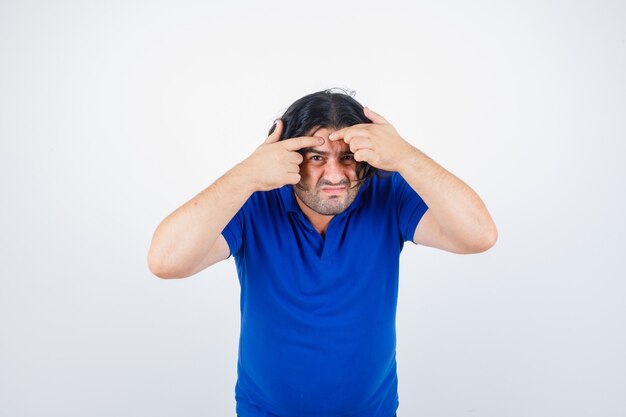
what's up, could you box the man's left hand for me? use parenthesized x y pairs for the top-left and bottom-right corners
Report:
(328, 107), (415, 172)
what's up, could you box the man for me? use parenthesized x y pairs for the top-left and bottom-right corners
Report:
(148, 89), (497, 417)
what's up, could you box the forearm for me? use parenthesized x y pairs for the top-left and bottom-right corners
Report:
(147, 163), (256, 276)
(397, 146), (497, 251)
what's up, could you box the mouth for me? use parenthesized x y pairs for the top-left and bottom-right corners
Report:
(320, 187), (346, 195)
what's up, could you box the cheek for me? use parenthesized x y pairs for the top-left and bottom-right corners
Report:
(300, 164), (321, 177)
(348, 167), (361, 186)
(298, 166), (319, 184)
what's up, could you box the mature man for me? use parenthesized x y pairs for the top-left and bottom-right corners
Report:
(148, 89), (497, 417)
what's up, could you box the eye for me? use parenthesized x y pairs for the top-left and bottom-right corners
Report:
(342, 154), (355, 161)
(311, 155), (323, 161)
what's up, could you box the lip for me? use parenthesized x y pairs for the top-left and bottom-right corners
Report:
(321, 187), (346, 195)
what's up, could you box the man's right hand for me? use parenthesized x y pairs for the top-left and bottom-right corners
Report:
(238, 119), (324, 192)
(149, 120), (323, 279)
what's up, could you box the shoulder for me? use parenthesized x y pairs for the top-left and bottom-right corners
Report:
(238, 187), (291, 220)
(359, 171), (404, 201)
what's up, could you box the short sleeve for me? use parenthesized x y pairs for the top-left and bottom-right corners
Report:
(221, 203), (246, 259)
(392, 172), (429, 243)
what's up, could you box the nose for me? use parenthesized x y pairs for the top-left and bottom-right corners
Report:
(322, 157), (349, 185)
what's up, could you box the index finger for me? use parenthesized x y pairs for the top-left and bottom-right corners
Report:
(281, 136), (325, 151)
(328, 126), (369, 142)
(328, 126), (348, 141)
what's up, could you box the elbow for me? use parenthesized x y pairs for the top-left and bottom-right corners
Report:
(148, 262), (171, 279)
(470, 222), (498, 253)
(147, 255), (171, 279)
(456, 222), (497, 254)
(148, 262), (188, 280)
(147, 250), (186, 280)
(147, 244), (166, 278)
(147, 231), (194, 279)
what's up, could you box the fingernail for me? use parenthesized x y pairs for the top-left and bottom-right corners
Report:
(318, 137), (325, 144)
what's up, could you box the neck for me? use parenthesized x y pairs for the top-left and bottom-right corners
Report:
(294, 194), (334, 237)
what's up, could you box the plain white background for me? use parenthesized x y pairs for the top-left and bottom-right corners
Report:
(1, 0), (625, 416)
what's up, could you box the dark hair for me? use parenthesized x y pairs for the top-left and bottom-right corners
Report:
(267, 88), (385, 184)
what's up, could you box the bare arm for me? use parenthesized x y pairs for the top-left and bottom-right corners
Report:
(147, 120), (324, 279)
(329, 106), (497, 254)
(400, 148), (497, 253)
(147, 164), (257, 279)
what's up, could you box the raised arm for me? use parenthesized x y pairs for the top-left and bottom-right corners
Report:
(147, 120), (324, 279)
(329, 106), (497, 254)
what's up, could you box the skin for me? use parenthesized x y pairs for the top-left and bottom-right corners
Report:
(291, 126), (363, 235)
(148, 105), (497, 279)
(148, 124), (323, 278)
(329, 106), (498, 253)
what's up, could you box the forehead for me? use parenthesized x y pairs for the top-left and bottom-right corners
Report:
(305, 126), (351, 153)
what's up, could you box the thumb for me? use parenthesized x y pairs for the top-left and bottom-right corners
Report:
(264, 119), (283, 144)
(364, 106), (388, 124)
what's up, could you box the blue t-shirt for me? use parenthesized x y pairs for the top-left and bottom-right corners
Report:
(222, 171), (428, 417)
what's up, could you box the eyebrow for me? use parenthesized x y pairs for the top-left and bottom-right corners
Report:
(300, 148), (354, 156)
